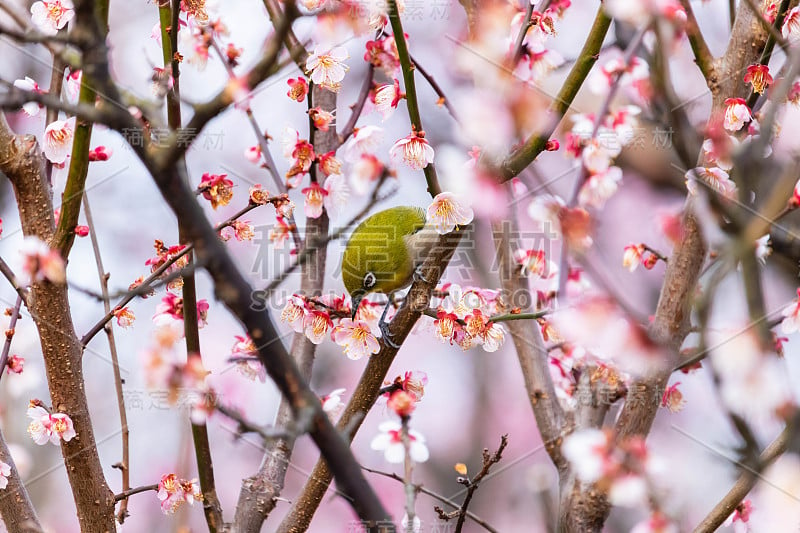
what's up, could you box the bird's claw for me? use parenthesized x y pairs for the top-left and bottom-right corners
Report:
(379, 320), (401, 349)
(413, 265), (430, 284)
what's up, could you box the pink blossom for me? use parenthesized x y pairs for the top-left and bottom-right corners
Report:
(231, 335), (265, 382)
(157, 473), (202, 514)
(351, 154), (385, 195)
(6, 355), (24, 374)
(87, 145), (112, 162)
(0, 461), (10, 489)
(113, 307), (135, 328)
(280, 296), (307, 333)
(343, 125), (384, 161)
(269, 216), (293, 249)
(723, 98), (751, 131)
(287, 77), (309, 102)
(20, 236), (65, 285)
(306, 45), (349, 92)
(783, 7), (800, 41)
(27, 404), (76, 445)
(42, 118), (75, 164)
(308, 106), (335, 131)
(370, 421), (429, 463)
(301, 182), (328, 219)
(390, 132), (435, 170)
(331, 318), (380, 360)
(303, 310), (333, 344)
(579, 166), (623, 209)
(320, 388), (346, 420)
(622, 244), (644, 272)
(13, 77), (44, 116)
(661, 381), (686, 413)
(561, 429), (612, 483)
(244, 145), (262, 164)
(685, 166), (737, 199)
(30, 0), (74, 35)
(426, 192), (474, 234)
(372, 79), (403, 120)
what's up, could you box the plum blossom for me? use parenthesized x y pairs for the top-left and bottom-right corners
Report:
(42, 118), (75, 163)
(350, 153), (385, 195)
(6, 355), (24, 374)
(331, 318), (380, 359)
(685, 166), (737, 199)
(157, 473), (202, 514)
(387, 390), (416, 417)
(390, 132), (435, 170)
(710, 329), (793, 420)
(783, 6), (800, 41)
(308, 106), (335, 131)
(88, 145), (112, 162)
(199, 173), (234, 209)
(562, 429), (611, 483)
(426, 192), (474, 234)
(514, 249), (557, 280)
(781, 289), (800, 334)
(303, 310), (333, 344)
(723, 98), (751, 131)
(231, 335), (266, 382)
(322, 173), (349, 219)
(622, 244), (644, 272)
(301, 182), (328, 219)
(724, 499), (752, 531)
(306, 45), (349, 92)
(113, 307), (135, 328)
(0, 461), (10, 489)
(631, 513), (679, 533)
(320, 388), (346, 420)
(343, 125), (384, 161)
(13, 77), (44, 116)
(578, 166), (623, 209)
(318, 151), (343, 177)
(27, 403), (76, 445)
(661, 381), (686, 413)
(20, 236), (65, 285)
(370, 421), (429, 463)
(744, 64), (773, 95)
(287, 76), (309, 102)
(30, 0), (74, 35)
(153, 293), (209, 329)
(269, 216), (293, 248)
(372, 79), (403, 120)
(756, 234), (772, 264)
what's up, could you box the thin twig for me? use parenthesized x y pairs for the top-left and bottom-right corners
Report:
(387, 0), (441, 197)
(362, 466), (499, 533)
(453, 435), (508, 533)
(80, 196), (283, 346)
(0, 294), (23, 385)
(82, 195), (131, 523)
(694, 425), (791, 532)
(339, 63), (375, 144)
(114, 484), (158, 502)
(408, 52), (460, 123)
(215, 403), (292, 442)
(400, 417), (417, 532)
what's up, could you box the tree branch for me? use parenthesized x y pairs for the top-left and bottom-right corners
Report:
(500, 6), (611, 181)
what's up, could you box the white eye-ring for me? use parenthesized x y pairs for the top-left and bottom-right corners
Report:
(363, 272), (376, 289)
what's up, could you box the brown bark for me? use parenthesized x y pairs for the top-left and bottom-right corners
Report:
(0, 114), (116, 532)
(233, 85), (334, 532)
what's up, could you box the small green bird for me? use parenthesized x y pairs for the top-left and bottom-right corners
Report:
(342, 206), (437, 346)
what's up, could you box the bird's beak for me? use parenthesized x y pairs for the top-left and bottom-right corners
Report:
(351, 291), (364, 320)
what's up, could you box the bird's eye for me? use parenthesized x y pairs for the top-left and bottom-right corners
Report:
(363, 272), (376, 289)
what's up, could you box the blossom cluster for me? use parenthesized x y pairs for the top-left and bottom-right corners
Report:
(157, 473), (202, 515)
